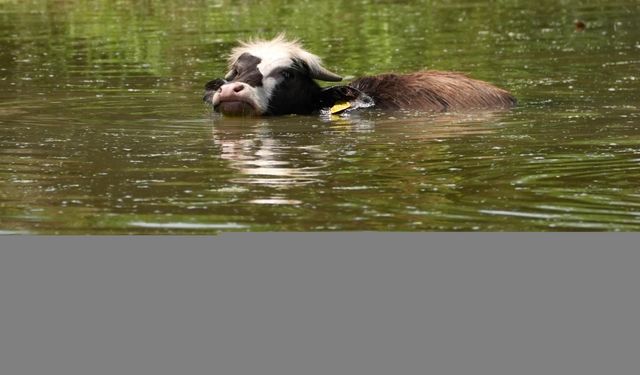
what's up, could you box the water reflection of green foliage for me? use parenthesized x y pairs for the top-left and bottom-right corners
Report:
(0, 0), (564, 83)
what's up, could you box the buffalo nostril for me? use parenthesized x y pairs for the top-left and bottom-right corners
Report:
(233, 85), (244, 93)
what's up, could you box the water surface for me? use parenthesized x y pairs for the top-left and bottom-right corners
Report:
(1, 0), (639, 233)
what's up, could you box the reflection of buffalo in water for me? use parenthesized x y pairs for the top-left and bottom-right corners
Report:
(204, 35), (516, 117)
(209, 111), (510, 190)
(211, 118), (330, 188)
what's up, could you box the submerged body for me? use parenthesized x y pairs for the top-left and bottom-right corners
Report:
(203, 35), (516, 116)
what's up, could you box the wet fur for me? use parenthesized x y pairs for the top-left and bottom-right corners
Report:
(350, 71), (516, 111)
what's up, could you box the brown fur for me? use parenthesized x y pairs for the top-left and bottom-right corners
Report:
(350, 71), (516, 111)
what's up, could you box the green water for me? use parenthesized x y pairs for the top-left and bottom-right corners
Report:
(1, 0), (639, 233)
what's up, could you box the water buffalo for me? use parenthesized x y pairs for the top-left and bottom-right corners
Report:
(203, 35), (516, 116)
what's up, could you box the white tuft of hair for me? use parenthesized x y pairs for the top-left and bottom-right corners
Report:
(228, 34), (331, 78)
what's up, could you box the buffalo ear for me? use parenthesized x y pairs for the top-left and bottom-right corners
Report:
(319, 86), (364, 108)
(319, 86), (375, 111)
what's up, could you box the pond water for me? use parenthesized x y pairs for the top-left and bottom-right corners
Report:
(1, 0), (639, 233)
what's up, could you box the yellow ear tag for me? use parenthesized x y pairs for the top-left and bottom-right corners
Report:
(330, 102), (352, 114)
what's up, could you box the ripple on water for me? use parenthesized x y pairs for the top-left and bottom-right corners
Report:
(249, 198), (303, 205)
(128, 222), (248, 230)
